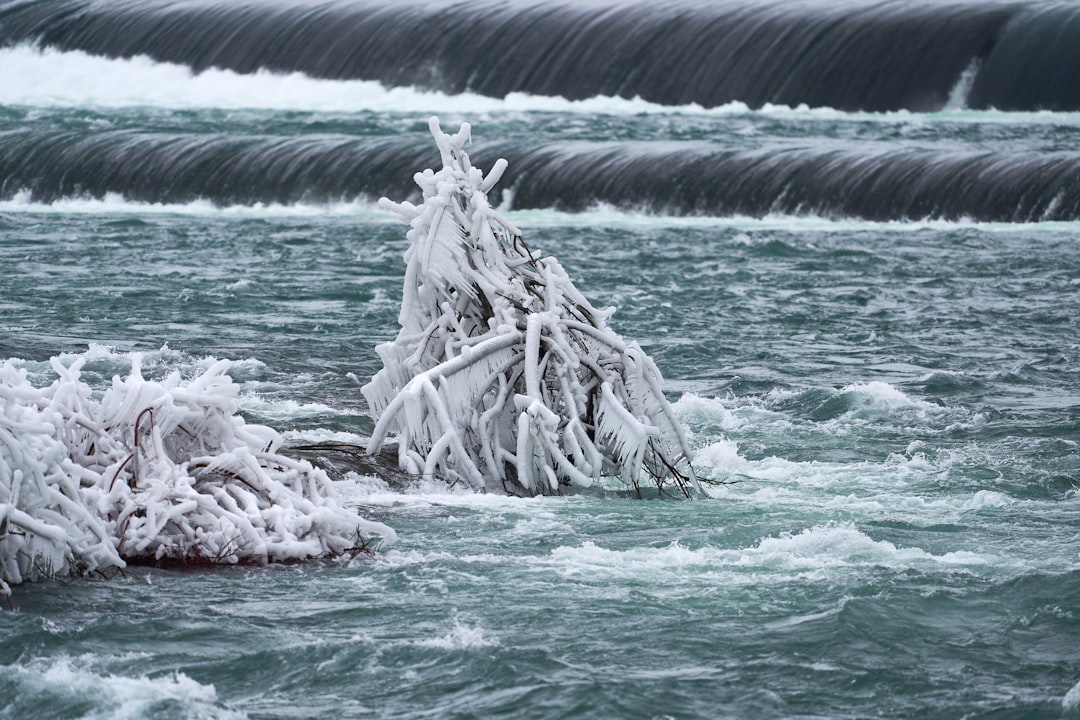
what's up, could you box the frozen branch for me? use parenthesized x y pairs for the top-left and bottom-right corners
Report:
(364, 117), (697, 497)
(1, 352), (395, 590)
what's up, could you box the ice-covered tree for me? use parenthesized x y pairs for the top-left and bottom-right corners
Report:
(92, 357), (394, 565)
(1, 352), (394, 595)
(364, 118), (696, 497)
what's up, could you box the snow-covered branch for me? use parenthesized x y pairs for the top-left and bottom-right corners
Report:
(364, 117), (696, 497)
(1, 353), (394, 589)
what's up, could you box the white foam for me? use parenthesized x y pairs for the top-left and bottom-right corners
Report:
(508, 514), (575, 538)
(12, 658), (244, 720)
(828, 381), (955, 426)
(414, 620), (499, 650)
(694, 439), (746, 472)
(375, 547), (507, 570)
(547, 523), (1005, 585)
(0, 44), (482, 113)
(0, 189), (390, 219)
(751, 523), (965, 568)
(671, 394), (746, 433)
(502, 206), (1080, 233)
(236, 396), (360, 421)
(338, 474), (558, 510)
(2, 188), (1079, 231)
(963, 490), (1015, 511)
(280, 428), (370, 445)
(691, 436), (1026, 523)
(692, 439), (867, 489)
(6, 45), (1080, 125)
(761, 381), (939, 421)
(838, 381), (922, 410)
(0, 44), (726, 115)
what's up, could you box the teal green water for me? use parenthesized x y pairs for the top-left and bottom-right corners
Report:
(2, 102), (1080, 718)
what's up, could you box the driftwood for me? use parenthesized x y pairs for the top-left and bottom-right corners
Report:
(364, 118), (696, 497)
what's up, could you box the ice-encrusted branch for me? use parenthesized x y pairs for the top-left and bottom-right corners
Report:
(1, 353), (395, 589)
(364, 117), (696, 497)
(1, 360), (122, 585)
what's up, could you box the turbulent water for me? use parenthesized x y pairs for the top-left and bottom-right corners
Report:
(2, 1), (1079, 718)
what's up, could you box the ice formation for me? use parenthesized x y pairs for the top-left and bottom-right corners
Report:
(364, 118), (697, 497)
(0, 353), (394, 592)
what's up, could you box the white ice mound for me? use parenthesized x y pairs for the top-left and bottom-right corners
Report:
(364, 117), (697, 497)
(1, 353), (394, 591)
